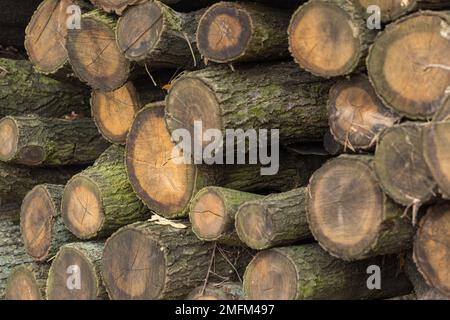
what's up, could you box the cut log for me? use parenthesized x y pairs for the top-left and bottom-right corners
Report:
(367, 11), (450, 120)
(0, 115), (109, 166)
(405, 253), (448, 300)
(307, 155), (414, 261)
(235, 187), (311, 250)
(116, 1), (202, 69)
(243, 243), (412, 300)
(66, 10), (130, 91)
(0, 210), (34, 299)
(0, 0), (42, 47)
(25, 0), (92, 76)
(46, 242), (107, 300)
(374, 123), (436, 207)
(414, 203), (450, 298)
(288, 0), (375, 78)
(62, 145), (149, 239)
(327, 74), (399, 151)
(187, 282), (244, 300)
(126, 105), (326, 218)
(101, 218), (252, 299)
(0, 162), (79, 208)
(422, 121), (450, 199)
(5, 263), (50, 300)
(0, 58), (89, 118)
(165, 61), (332, 150)
(91, 81), (165, 144)
(353, 0), (450, 23)
(196, 2), (290, 64)
(20, 184), (76, 262)
(189, 187), (263, 245)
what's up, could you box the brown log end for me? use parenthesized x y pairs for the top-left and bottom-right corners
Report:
(367, 11), (450, 119)
(126, 105), (195, 217)
(5, 265), (45, 300)
(66, 13), (130, 91)
(374, 123), (436, 206)
(0, 117), (18, 163)
(20, 186), (58, 261)
(243, 249), (297, 300)
(414, 203), (450, 298)
(91, 82), (141, 144)
(116, 1), (164, 61)
(307, 157), (384, 259)
(101, 228), (166, 300)
(288, 0), (363, 77)
(61, 176), (104, 239)
(196, 2), (252, 63)
(327, 75), (399, 150)
(25, 0), (73, 74)
(190, 188), (228, 241)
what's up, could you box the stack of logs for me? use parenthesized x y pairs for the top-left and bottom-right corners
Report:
(1, 0), (450, 300)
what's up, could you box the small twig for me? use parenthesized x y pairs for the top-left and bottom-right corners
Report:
(182, 32), (197, 67)
(144, 63), (157, 86)
(201, 242), (217, 295)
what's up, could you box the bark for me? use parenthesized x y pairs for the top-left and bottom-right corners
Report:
(308, 155), (415, 261)
(288, 0), (376, 78)
(374, 123), (436, 207)
(244, 243), (412, 300)
(91, 81), (165, 144)
(235, 187), (311, 250)
(353, 0), (450, 23)
(116, 1), (203, 69)
(327, 74), (399, 151)
(89, 0), (145, 15)
(62, 145), (150, 239)
(367, 11), (450, 119)
(0, 211), (34, 299)
(20, 184), (76, 262)
(196, 2), (290, 63)
(413, 203), (450, 298)
(66, 10), (131, 91)
(165, 61), (333, 150)
(0, 0), (42, 47)
(46, 242), (107, 300)
(5, 263), (50, 300)
(0, 115), (109, 166)
(0, 58), (89, 118)
(102, 218), (253, 299)
(0, 162), (80, 208)
(189, 186), (263, 245)
(127, 104), (327, 218)
(187, 282), (244, 300)
(25, 0), (93, 76)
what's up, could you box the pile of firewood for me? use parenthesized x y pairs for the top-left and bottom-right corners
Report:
(1, 0), (450, 300)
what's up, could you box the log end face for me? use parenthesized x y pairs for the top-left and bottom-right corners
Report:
(20, 185), (57, 261)
(166, 77), (221, 151)
(5, 266), (42, 300)
(235, 203), (272, 250)
(197, 2), (252, 63)
(0, 117), (18, 162)
(61, 176), (104, 239)
(190, 189), (227, 241)
(307, 157), (384, 260)
(414, 203), (450, 298)
(116, 1), (164, 61)
(288, 1), (361, 77)
(47, 246), (100, 300)
(102, 228), (166, 300)
(126, 104), (195, 217)
(91, 82), (141, 144)
(244, 249), (298, 300)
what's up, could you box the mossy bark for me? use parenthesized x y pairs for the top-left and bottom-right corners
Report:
(5, 263), (50, 300)
(0, 58), (89, 118)
(187, 282), (244, 300)
(102, 219), (253, 300)
(0, 116), (109, 166)
(244, 243), (412, 300)
(236, 187), (312, 250)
